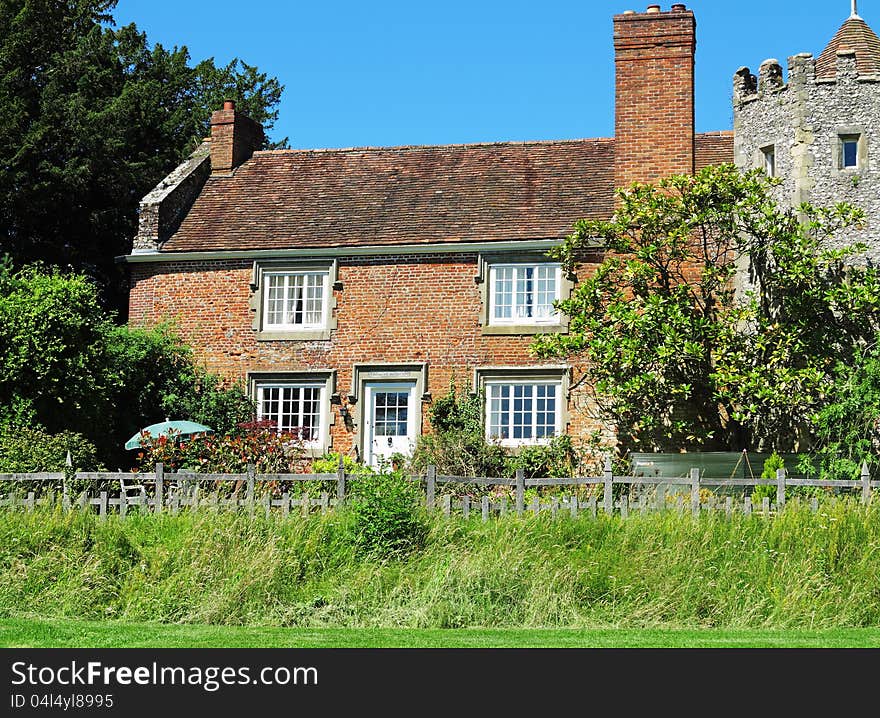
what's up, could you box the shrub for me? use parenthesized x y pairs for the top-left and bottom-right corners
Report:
(506, 435), (595, 479)
(312, 452), (373, 475)
(136, 423), (305, 474)
(345, 471), (428, 558)
(413, 380), (507, 477)
(808, 342), (880, 481)
(0, 427), (101, 472)
(753, 451), (821, 502)
(411, 430), (508, 478)
(752, 452), (784, 502)
(106, 323), (255, 465)
(428, 377), (482, 433)
(413, 381), (606, 485)
(0, 262), (256, 468)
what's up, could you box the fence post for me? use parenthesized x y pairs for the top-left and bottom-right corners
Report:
(862, 461), (871, 505)
(515, 469), (525, 517)
(336, 454), (346, 506)
(119, 489), (127, 519)
(690, 468), (700, 517)
(481, 495), (490, 522)
(302, 493), (310, 518)
(155, 463), (164, 514)
(62, 474), (70, 513)
(99, 491), (108, 520)
(246, 463), (255, 519)
(603, 456), (613, 515)
(426, 465), (436, 512)
(26, 491), (35, 513)
(776, 467), (786, 510)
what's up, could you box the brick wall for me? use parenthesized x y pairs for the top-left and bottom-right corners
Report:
(614, 5), (696, 189)
(129, 254), (609, 456)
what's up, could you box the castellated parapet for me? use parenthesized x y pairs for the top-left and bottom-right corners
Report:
(734, 50), (880, 261)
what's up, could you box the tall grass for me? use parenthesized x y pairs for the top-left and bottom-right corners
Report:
(1, 500), (878, 628)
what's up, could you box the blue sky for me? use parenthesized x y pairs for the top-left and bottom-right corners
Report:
(114, 1), (865, 149)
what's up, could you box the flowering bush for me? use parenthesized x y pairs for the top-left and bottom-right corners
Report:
(135, 421), (307, 474)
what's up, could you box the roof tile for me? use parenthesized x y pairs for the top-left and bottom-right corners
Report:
(160, 133), (733, 253)
(816, 16), (880, 78)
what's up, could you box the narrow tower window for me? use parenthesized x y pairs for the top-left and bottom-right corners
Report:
(841, 135), (860, 169)
(761, 146), (776, 176)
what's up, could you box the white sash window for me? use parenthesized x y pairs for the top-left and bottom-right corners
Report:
(489, 264), (561, 325)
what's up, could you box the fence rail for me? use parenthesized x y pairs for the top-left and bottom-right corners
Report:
(0, 459), (876, 521)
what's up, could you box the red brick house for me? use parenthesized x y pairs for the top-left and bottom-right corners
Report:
(125, 4), (732, 467)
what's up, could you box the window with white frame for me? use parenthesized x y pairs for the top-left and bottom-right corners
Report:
(488, 263), (561, 325)
(256, 383), (324, 443)
(485, 379), (562, 445)
(263, 271), (328, 330)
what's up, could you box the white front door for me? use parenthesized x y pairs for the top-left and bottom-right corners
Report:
(364, 382), (418, 469)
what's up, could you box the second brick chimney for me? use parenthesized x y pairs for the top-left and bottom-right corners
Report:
(613, 4), (696, 189)
(210, 100), (265, 176)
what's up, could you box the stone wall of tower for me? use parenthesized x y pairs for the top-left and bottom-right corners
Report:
(734, 50), (880, 260)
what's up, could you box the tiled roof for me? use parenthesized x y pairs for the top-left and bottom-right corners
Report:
(816, 16), (880, 78)
(695, 131), (734, 170)
(160, 133), (733, 253)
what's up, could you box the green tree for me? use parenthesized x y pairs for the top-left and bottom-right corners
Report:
(0, 261), (254, 467)
(532, 164), (880, 453)
(0, 0), (284, 313)
(806, 343), (880, 480)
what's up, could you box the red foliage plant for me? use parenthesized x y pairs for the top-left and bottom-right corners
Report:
(135, 424), (307, 475)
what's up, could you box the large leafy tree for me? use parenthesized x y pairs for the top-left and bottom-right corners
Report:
(531, 164), (880, 453)
(0, 260), (255, 467)
(0, 0), (284, 313)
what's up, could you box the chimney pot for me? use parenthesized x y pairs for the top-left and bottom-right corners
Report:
(646, 4), (661, 13)
(671, 3), (686, 11)
(223, 99), (236, 111)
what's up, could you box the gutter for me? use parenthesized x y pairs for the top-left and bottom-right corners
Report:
(118, 238), (571, 264)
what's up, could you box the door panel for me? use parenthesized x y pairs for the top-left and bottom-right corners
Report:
(364, 382), (417, 469)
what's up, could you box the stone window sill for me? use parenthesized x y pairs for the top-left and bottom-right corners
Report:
(255, 330), (332, 342)
(481, 324), (567, 336)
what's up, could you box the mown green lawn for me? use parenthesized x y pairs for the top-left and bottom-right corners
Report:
(2, 617), (879, 648)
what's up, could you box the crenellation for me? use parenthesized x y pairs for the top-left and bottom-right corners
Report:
(733, 67), (758, 102)
(735, 12), (880, 263)
(758, 59), (784, 93)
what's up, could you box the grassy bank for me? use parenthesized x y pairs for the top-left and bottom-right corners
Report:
(4, 618), (880, 648)
(1, 502), (879, 629)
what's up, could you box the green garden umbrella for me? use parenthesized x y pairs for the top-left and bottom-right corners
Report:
(124, 420), (213, 450)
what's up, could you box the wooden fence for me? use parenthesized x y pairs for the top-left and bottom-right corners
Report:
(0, 458), (877, 521)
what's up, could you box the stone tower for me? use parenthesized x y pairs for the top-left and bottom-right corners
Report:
(733, 4), (880, 259)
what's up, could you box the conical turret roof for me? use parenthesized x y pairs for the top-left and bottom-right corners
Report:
(816, 14), (880, 78)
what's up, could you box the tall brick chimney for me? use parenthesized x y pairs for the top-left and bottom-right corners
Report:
(613, 4), (696, 189)
(209, 100), (265, 176)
